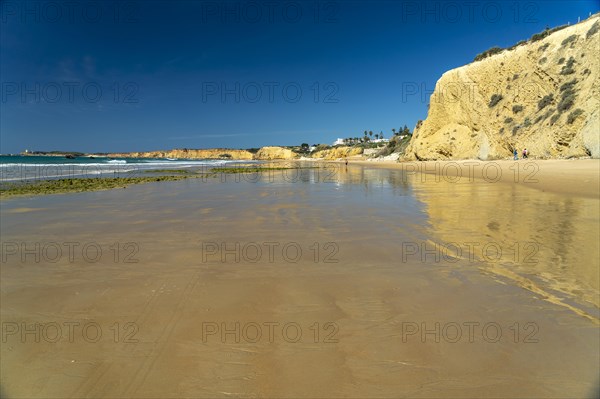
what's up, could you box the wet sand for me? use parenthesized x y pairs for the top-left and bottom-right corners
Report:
(349, 159), (600, 198)
(1, 163), (599, 398)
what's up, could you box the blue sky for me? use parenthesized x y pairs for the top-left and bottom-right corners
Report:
(1, 0), (598, 153)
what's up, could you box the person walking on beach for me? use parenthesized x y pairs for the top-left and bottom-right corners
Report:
(513, 149), (518, 160)
(522, 148), (528, 159)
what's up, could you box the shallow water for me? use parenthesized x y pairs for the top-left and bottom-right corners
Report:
(1, 164), (598, 398)
(0, 155), (250, 181)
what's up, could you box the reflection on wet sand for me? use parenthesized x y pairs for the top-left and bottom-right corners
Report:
(0, 164), (598, 398)
(402, 170), (600, 321)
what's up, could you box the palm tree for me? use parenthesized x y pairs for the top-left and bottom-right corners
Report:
(369, 131), (373, 138)
(392, 128), (396, 136)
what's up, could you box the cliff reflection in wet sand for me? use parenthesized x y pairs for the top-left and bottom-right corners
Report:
(405, 169), (600, 320)
(0, 163), (598, 398)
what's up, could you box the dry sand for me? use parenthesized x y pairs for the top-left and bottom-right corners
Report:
(1, 162), (599, 398)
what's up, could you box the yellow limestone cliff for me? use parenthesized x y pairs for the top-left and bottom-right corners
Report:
(254, 146), (298, 160)
(311, 146), (364, 159)
(107, 146), (302, 160)
(404, 15), (600, 160)
(107, 148), (255, 160)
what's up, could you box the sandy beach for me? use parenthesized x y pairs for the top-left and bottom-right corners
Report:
(3, 1), (599, 397)
(347, 159), (600, 198)
(1, 161), (599, 398)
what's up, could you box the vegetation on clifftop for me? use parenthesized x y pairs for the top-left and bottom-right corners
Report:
(472, 14), (599, 63)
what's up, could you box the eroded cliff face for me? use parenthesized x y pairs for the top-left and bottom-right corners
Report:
(107, 146), (304, 160)
(404, 15), (600, 160)
(254, 146), (298, 160)
(107, 148), (255, 160)
(311, 146), (364, 159)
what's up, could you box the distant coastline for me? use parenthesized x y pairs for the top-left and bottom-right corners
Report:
(17, 151), (106, 158)
(11, 142), (599, 162)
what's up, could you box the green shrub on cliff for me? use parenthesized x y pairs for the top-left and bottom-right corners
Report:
(560, 79), (578, 93)
(538, 94), (554, 110)
(530, 25), (569, 42)
(561, 34), (578, 47)
(474, 46), (503, 62)
(530, 32), (547, 42)
(489, 94), (503, 107)
(558, 93), (575, 112)
(567, 109), (584, 124)
(557, 79), (577, 113)
(471, 22), (572, 63)
(549, 24), (569, 34)
(535, 108), (555, 124)
(507, 40), (527, 51)
(560, 57), (576, 75)
(587, 21), (599, 38)
(530, 25), (558, 42)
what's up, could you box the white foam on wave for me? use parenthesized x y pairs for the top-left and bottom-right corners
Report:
(138, 159), (232, 166)
(0, 158), (255, 181)
(0, 163), (128, 168)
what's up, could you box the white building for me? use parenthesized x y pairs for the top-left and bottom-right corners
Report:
(333, 137), (390, 146)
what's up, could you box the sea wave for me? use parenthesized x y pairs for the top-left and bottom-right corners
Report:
(0, 158), (253, 181)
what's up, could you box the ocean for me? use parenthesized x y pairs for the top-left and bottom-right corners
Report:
(0, 155), (252, 182)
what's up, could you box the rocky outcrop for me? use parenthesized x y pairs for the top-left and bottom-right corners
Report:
(404, 15), (600, 160)
(107, 146), (303, 160)
(106, 146), (366, 161)
(312, 146), (363, 159)
(254, 146), (298, 160)
(107, 148), (255, 160)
